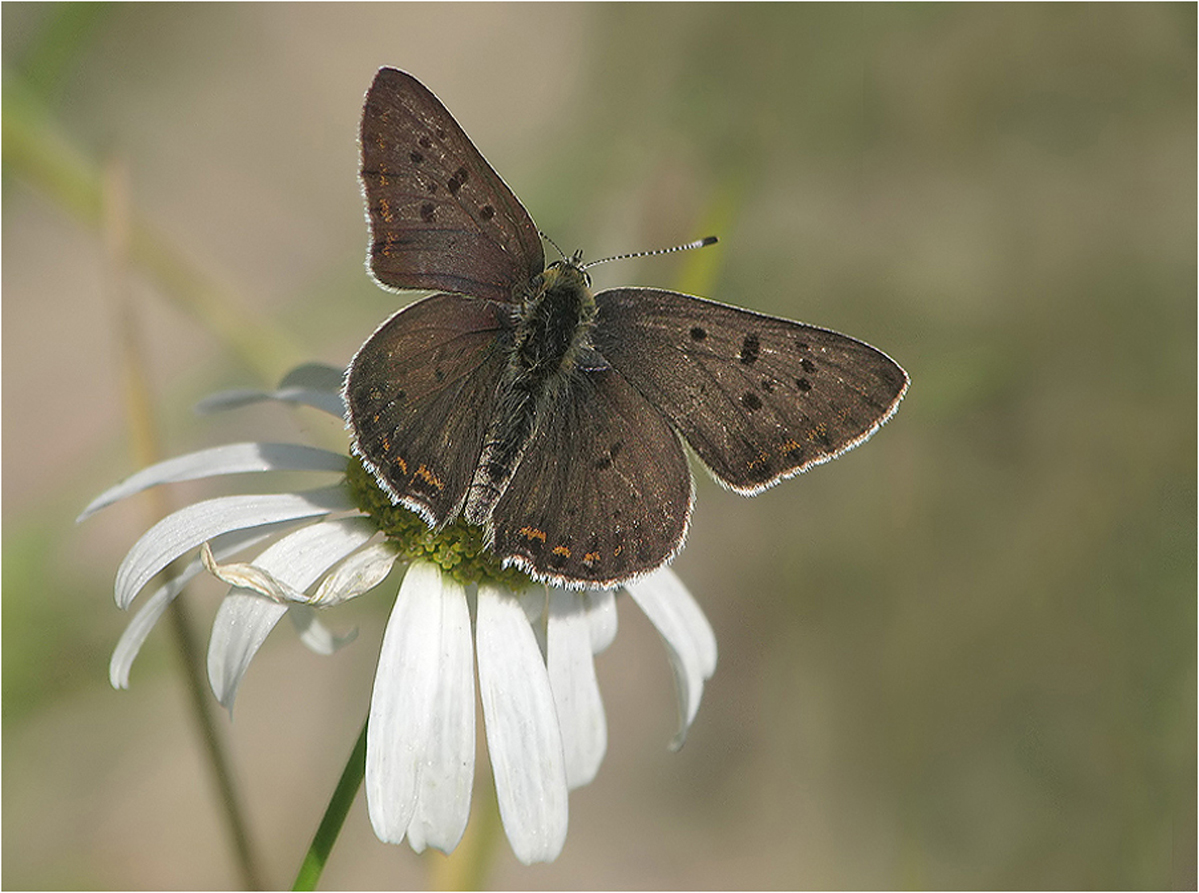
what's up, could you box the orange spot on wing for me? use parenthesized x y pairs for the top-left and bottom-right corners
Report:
(415, 464), (443, 491)
(520, 526), (547, 544)
(747, 449), (771, 470)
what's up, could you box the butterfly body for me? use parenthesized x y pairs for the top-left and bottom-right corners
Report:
(464, 258), (601, 526)
(346, 68), (909, 589)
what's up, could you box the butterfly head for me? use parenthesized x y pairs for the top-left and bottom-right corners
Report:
(542, 249), (592, 290)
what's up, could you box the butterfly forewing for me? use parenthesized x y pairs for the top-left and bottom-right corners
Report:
(593, 288), (909, 493)
(489, 368), (693, 587)
(345, 293), (513, 525)
(361, 68), (544, 303)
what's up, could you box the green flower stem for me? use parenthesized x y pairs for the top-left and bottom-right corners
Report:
(293, 718), (369, 891)
(290, 718), (506, 891)
(2, 76), (303, 383)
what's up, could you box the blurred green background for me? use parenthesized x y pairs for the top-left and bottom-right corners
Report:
(3, 3), (1194, 889)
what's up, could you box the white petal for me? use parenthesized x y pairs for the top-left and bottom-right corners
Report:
(476, 584), (568, 865)
(366, 562), (445, 844)
(274, 361), (346, 393)
(192, 389), (272, 413)
(197, 388), (345, 419)
(519, 588), (548, 659)
(202, 543), (305, 603)
(288, 606), (358, 655)
(195, 363), (348, 419)
(206, 517), (379, 709)
(109, 574), (190, 690)
(77, 443), (347, 521)
(624, 567), (718, 750)
(109, 524), (282, 689)
(583, 589), (618, 654)
(208, 593), (288, 711)
(406, 576), (475, 854)
(547, 589), (607, 790)
(115, 487), (352, 609)
(660, 569), (717, 679)
(308, 541), (399, 606)
(195, 373), (346, 419)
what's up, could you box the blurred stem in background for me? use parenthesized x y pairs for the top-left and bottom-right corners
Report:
(99, 156), (267, 889)
(430, 774), (504, 891)
(2, 75), (303, 382)
(2, 7), (298, 886)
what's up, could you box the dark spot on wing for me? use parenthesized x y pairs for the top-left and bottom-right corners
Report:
(420, 202), (436, 223)
(447, 166), (469, 195)
(690, 326), (707, 341)
(796, 377), (812, 392)
(594, 441), (623, 470)
(740, 392), (762, 411)
(739, 333), (760, 365)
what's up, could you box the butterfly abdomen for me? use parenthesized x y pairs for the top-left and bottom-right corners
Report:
(464, 262), (599, 526)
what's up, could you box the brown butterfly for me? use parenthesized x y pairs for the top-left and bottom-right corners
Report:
(345, 68), (908, 589)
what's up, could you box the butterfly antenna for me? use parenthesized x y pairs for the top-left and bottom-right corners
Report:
(581, 235), (718, 270)
(539, 231), (569, 262)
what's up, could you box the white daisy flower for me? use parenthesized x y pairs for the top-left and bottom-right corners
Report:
(81, 364), (717, 865)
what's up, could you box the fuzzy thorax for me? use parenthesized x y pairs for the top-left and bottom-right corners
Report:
(464, 258), (601, 527)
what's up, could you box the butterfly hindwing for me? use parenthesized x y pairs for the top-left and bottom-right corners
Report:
(488, 368), (693, 587)
(345, 292), (512, 525)
(360, 68), (544, 303)
(593, 288), (909, 493)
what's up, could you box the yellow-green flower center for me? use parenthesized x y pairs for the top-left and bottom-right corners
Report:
(346, 456), (533, 590)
